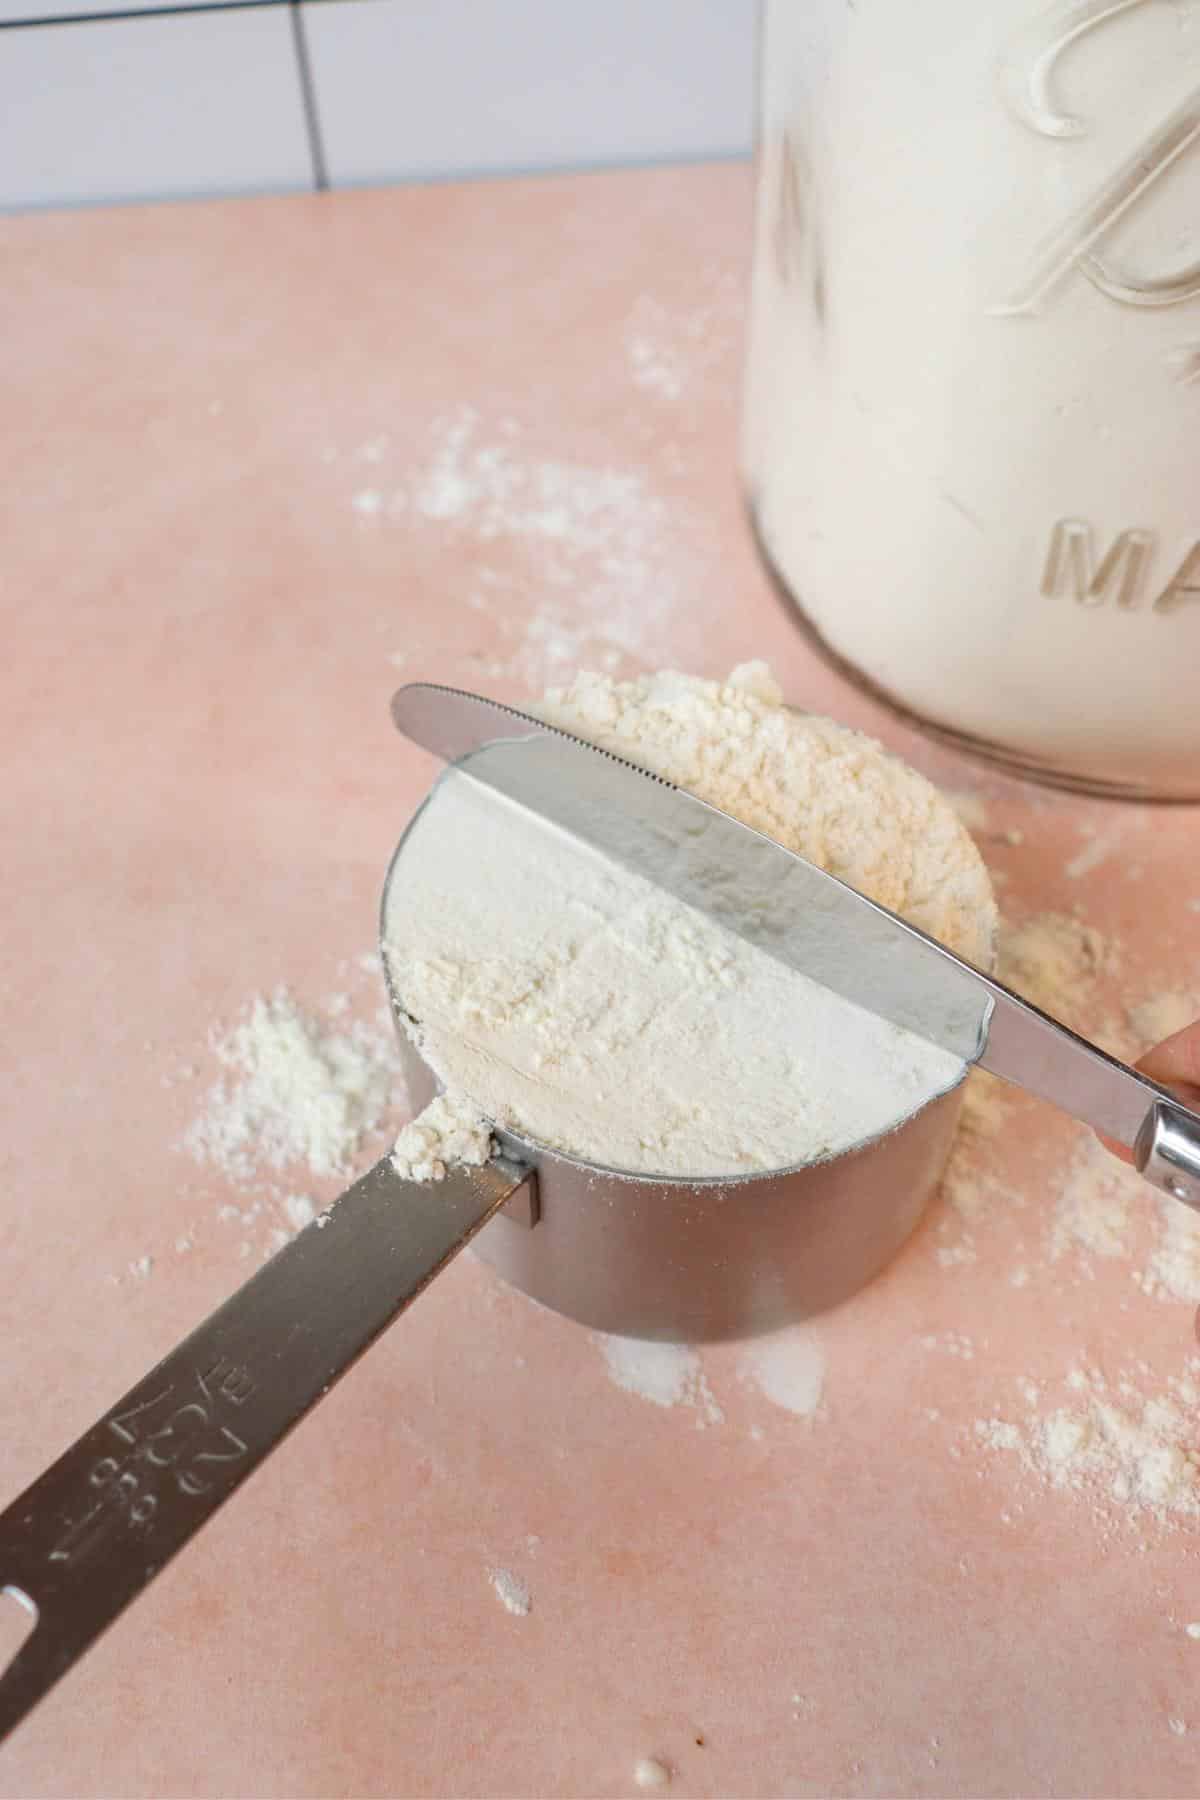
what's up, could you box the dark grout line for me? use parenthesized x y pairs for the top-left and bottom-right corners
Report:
(289, 0), (328, 192)
(0, 0), (288, 27)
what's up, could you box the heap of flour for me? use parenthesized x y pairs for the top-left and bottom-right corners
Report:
(385, 663), (997, 1180)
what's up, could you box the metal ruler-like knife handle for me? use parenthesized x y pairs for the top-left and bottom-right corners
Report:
(0, 1152), (532, 1743)
(1136, 1099), (1200, 1210)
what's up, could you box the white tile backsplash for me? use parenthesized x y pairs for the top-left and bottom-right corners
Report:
(302, 0), (757, 186)
(0, 0), (247, 19)
(0, 0), (757, 211)
(0, 6), (313, 209)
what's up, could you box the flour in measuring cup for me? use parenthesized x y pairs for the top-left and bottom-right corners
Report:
(384, 664), (996, 1180)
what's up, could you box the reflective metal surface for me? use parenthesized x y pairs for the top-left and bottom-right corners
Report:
(1137, 1100), (1200, 1214)
(391, 682), (1200, 1198)
(0, 1137), (529, 1740)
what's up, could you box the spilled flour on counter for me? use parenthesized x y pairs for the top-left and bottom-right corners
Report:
(934, 908), (1136, 1274)
(372, 407), (691, 684)
(996, 910), (1118, 1030)
(739, 1328), (826, 1418)
(173, 965), (406, 1268)
(975, 1361), (1200, 1520)
(488, 1567), (531, 1617)
(632, 1756), (673, 1791)
(185, 990), (397, 1181)
(926, 886), (1200, 1530)
(1141, 1198), (1200, 1305)
(384, 664), (996, 1179)
(1127, 991), (1200, 1050)
(599, 1337), (723, 1426)
(623, 286), (738, 404)
(1050, 1134), (1141, 1263)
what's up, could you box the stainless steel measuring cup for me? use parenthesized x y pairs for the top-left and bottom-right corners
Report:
(0, 747), (965, 1740)
(382, 781), (965, 1343)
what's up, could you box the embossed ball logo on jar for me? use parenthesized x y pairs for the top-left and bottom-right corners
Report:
(996, 0), (1200, 322)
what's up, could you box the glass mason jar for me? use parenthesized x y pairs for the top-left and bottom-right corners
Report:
(743, 0), (1200, 799)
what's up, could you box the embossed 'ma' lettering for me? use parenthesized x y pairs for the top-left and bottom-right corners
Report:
(1041, 519), (1154, 608)
(1042, 519), (1200, 612)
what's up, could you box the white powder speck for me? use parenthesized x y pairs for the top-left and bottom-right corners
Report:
(352, 488), (383, 517)
(997, 912), (1116, 1030)
(488, 1567), (530, 1617)
(628, 335), (684, 400)
(128, 1255), (153, 1280)
(1170, 1717), (1189, 1736)
(935, 1072), (1022, 1265)
(391, 1093), (493, 1183)
(740, 1328), (826, 1418)
(184, 990), (398, 1184)
(633, 1758), (672, 1791)
(1127, 991), (1198, 1048)
(600, 1337), (722, 1423)
(975, 1419), (1021, 1452)
(945, 789), (990, 834)
(937, 1244), (977, 1268)
(1144, 1199), (1200, 1304)
(1186, 1623), (1200, 1639)
(284, 1194), (317, 1232)
(623, 288), (737, 407)
(922, 1332), (976, 1361)
(1065, 829), (1125, 881)
(1051, 1135), (1140, 1263)
(174, 1235), (193, 1254)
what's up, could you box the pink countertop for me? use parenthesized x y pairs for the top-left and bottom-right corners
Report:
(1, 164), (1199, 1800)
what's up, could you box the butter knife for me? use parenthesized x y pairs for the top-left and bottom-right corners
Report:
(392, 681), (1200, 1210)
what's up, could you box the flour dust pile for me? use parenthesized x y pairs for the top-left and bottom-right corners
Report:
(179, 968), (404, 1262)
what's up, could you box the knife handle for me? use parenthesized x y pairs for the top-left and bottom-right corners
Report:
(1136, 1099), (1200, 1211)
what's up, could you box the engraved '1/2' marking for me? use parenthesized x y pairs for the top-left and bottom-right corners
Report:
(47, 1359), (256, 1565)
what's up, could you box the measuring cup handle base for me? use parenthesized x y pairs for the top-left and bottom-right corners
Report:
(0, 1150), (531, 1743)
